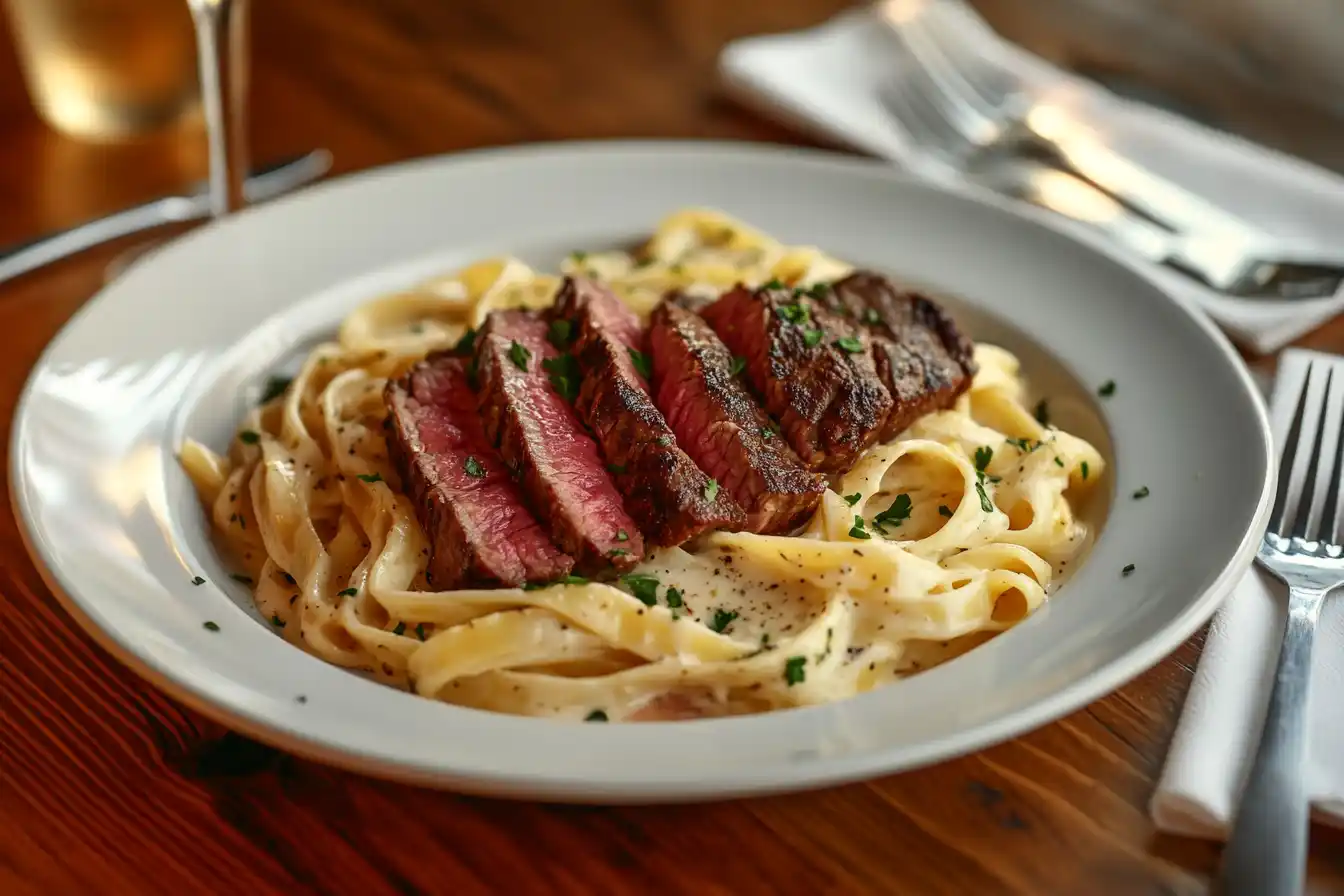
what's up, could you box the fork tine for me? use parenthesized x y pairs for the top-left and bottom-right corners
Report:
(1290, 368), (1333, 540)
(1270, 365), (1313, 535)
(1315, 372), (1344, 545)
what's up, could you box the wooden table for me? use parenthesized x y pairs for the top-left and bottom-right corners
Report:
(1, 2), (1342, 893)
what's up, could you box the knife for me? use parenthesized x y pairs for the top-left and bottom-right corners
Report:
(970, 154), (1344, 300)
(0, 149), (333, 286)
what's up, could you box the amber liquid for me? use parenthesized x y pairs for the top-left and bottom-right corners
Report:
(5, 0), (200, 140)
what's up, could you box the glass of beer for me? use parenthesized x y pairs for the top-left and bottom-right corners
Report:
(5, 0), (202, 141)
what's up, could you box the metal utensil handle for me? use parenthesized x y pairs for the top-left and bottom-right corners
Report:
(1217, 587), (1323, 896)
(187, 0), (250, 216)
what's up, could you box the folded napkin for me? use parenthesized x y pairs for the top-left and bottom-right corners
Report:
(1151, 348), (1344, 838)
(717, 5), (1344, 354)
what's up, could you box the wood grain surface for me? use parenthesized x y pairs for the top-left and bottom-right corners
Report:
(1, 2), (1343, 894)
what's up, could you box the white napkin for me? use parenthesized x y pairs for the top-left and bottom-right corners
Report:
(1151, 348), (1344, 839)
(717, 5), (1344, 354)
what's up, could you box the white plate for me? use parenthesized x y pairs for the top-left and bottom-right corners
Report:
(10, 141), (1273, 802)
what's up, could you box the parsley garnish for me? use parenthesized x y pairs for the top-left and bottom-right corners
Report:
(776, 303), (808, 324)
(665, 587), (684, 609)
(1132, 486), (1149, 500)
(416, 623), (427, 641)
(1098, 380), (1116, 398)
(464, 456), (486, 478)
(621, 573), (660, 606)
(270, 615), (285, 628)
(760, 427), (774, 440)
(203, 621), (220, 632)
(975, 481), (994, 513)
(1122, 564), (1136, 577)
(1054, 456), (1065, 468)
(607, 463), (628, 475)
(730, 355), (747, 376)
(843, 493), (862, 506)
(704, 479), (720, 502)
(392, 621), (406, 636)
(833, 336), (863, 354)
(862, 308), (881, 325)
(508, 340), (531, 371)
(191, 576), (205, 586)
(229, 573), (253, 585)
(1081, 461), (1090, 481)
(452, 327), (477, 356)
(803, 328), (823, 348)
(585, 709), (608, 722)
(938, 505), (953, 518)
(608, 548), (630, 558)
(259, 375), (291, 404)
(542, 353), (581, 401)
(616, 529), (629, 542)
(548, 319), (574, 349)
(805, 282), (830, 300)
(628, 347), (653, 379)
(849, 515), (872, 540)
(357, 473), (382, 483)
(239, 430), (260, 445)
(570, 250), (588, 263)
(873, 493), (913, 531)
(558, 575), (589, 585)
(1034, 399), (1051, 426)
(709, 608), (738, 633)
(656, 434), (674, 447)
(974, 445), (993, 472)
(338, 588), (356, 598)
(784, 656), (806, 686)
(763, 278), (785, 290)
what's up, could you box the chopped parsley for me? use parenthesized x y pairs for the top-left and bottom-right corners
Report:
(1122, 564), (1136, 577)
(862, 308), (881, 325)
(776, 303), (809, 325)
(803, 328), (824, 348)
(542, 353), (581, 401)
(615, 529), (629, 542)
(607, 463), (628, 475)
(1081, 461), (1090, 481)
(585, 709), (608, 722)
(392, 621), (406, 636)
(338, 588), (357, 598)
(464, 456), (486, 478)
(1098, 380), (1116, 398)
(665, 587), (684, 609)
(203, 621), (220, 632)
(849, 515), (872, 540)
(229, 573), (253, 585)
(783, 655), (806, 686)
(704, 479), (720, 502)
(974, 445), (993, 472)
(191, 576), (206, 586)
(656, 434), (674, 447)
(873, 493), (913, 531)
(570, 250), (588, 263)
(760, 427), (774, 440)
(608, 548), (630, 558)
(975, 480), (994, 513)
(709, 608), (738, 633)
(628, 347), (653, 379)
(804, 282), (831, 300)
(1006, 437), (1036, 452)
(833, 336), (864, 354)
(270, 615), (285, 628)
(558, 575), (589, 585)
(1034, 399), (1051, 426)
(938, 505), (954, 518)
(843, 493), (862, 506)
(621, 573), (660, 606)
(1054, 456), (1065, 468)
(239, 430), (260, 445)
(548, 319), (574, 349)
(356, 473), (383, 483)
(730, 355), (747, 376)
(763, 278), (785, 290)
(259, 375), (292, 404)
(416, 623), (427, 641)
(508, 340), (531, 371)
(452, 327), (477, 356)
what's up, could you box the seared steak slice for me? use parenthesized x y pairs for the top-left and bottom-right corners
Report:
(475, 309), (644, 571)
(700, 284), (893, 473)
(384, 354), (573, 589)
(824, 271), (977, 439)
(552, 278), (746, 545)
(649, 302), (824, 534)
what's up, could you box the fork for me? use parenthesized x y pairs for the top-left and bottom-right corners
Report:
(1218, 365), (1342, 896)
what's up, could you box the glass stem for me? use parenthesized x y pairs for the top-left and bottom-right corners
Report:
(187, 0), (249, 217)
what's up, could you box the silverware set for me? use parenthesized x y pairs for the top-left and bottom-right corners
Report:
(877, 0), (1344, 302)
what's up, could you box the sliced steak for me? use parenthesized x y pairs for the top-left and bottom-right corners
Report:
(552, 278), (746, 545)
(699, 284), (893, 473)
(384, 354), (573, 589)
(824, 271), (977, 439)
(649, 301), (824, 534)
(475, 309), (644, 571)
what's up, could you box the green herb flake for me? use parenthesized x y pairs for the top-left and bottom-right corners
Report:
(1098, 380), (1116, 398)
(452, 327), (477, 357)
(608, 548), (629, 558)
(1034, 399), (1051, 426)
(259, 375), (292, 404)
(270, 615), (285, 628)
(873, 493), (913, 530)
(239, 430), (260, 445)
(585, 709), (608, 722)
(508, 340), (532, 371)
(570, 250), (588, 263)
(357, 473), (383, 483)
(1054, 456), (1065, 468)
(628, 347), (653, 379)
(409, 322), (424, 335)
(464, 456), (486, 479)
(607, 463), (628, 475)
(704, 479), (720, 502)
(784, 655), (806, 686)
(1081, 461), (1090, 481)
(833, 336), (864, 354)
(203, 621), (220, 632)
(338, 588), (357, 598)
(416, 623), (427, 641)
(548, 319), (574, 349)
(1132, 486), (1149, 500)
(392, 621), (406, 636)
(656, 434), (674, 447)
(730, 355), (747, 376)
(763, 278), (785, 290)
(776, 303), (809, 325)
(974, 445), (993, 472)
(709, 608), (738, 633)
(558, 575), (589, 585)
(616, 529), (629, 542)
(1122, 564), (1136, 577)
(229, 573), (253, 585)
(542, 353), (582, 401)
(803, 328), (824, 348)
(848, 515), (872, 540)
(805, 282), (830, 300)
(665, 587), (684, 609)
(975, 481), (994, 513)
(760, 427), (774, 440)
(862, 308), (881, 325)
(621, 574), (660, 606)
(843, 493), (862, 507)
(938, 505), (954, 518)
(191, 575), (206, 586)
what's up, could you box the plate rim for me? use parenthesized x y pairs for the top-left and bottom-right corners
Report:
(9, 139), (1275, 802)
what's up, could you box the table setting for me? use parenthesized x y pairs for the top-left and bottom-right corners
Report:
(2, 1), (1344, 894)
